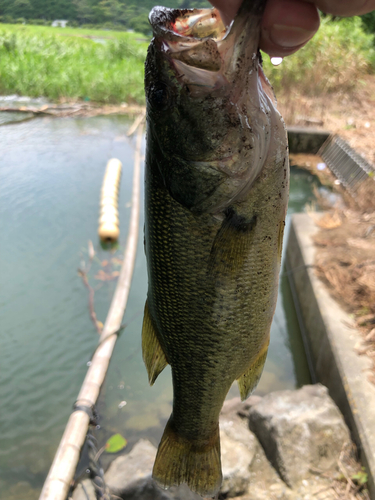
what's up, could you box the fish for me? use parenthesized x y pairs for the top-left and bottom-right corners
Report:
(142, 0), (289, 496)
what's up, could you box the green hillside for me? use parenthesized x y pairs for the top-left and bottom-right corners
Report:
(0, 0), (211, 34)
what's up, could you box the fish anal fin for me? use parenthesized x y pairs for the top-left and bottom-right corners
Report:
(142, 300), (168, 385)
(237, 340), (269, 400)
(153, 416), (222, 497)
(208, 207), (257, 276)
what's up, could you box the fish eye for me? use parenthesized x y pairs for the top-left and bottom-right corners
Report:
(148, 82), (171, 111)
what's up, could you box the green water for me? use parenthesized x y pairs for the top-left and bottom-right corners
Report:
(0, 115), (319, 499)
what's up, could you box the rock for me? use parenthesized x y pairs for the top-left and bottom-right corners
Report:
(220, 395), (262, 420)
(220, 398), (291, 498)
(167, 484), (202, 500)
(104, 439), (161, 499)
(220, 428), (252, 497)
(248, 384), (350, 487)
(73, 386), (353, 500)
(103, 439), (200, 500)
(72, 479), (96, 500)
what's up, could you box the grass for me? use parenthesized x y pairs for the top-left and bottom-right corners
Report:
(0, 24), (148, 104)
(0, 17), (374, 104)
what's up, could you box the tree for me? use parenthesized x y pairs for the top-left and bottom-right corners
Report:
(12, 0), (32, 18)
(73, 0), (96, 23)
(93, 0), (123, 24)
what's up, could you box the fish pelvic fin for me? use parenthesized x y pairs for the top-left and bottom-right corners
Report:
(142, 300), (168, 385)
(237, 339), (269, 400)
(153, 416), (222, 497)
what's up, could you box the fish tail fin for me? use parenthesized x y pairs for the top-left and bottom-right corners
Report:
(152, 416), (222, 497)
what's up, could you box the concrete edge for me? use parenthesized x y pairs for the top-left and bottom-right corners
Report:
(286, 213), (375, 497)
(287, 127), (331, 154)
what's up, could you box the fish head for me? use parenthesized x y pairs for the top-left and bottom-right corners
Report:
(145, 0), (286, 214)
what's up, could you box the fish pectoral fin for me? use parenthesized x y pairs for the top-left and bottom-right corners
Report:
(237, 340), (269, 400)
(153, 416), (222, 497)
(208, 207), (257, 277)
(142, 300), (168, 385)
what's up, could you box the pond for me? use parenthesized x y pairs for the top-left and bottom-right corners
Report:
(0, 114), (320, 499)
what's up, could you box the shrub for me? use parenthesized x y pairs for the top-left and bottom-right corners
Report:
(67, 20), (79, 28)
(2, 15), (14, 24)
(361, 12), (375, 35)
(263, 16), (375, 95)
(29, 19), (48, 26)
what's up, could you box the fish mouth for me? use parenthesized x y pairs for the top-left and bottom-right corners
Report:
(149, 1), (266, 92)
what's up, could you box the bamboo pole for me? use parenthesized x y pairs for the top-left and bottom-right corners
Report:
(39, 124), (144, 500)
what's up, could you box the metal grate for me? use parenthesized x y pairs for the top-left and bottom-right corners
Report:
(318, 134), (375, 196)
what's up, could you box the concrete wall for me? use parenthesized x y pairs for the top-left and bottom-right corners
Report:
(287, 127), (330, 154)
(286, 213), (375, 498)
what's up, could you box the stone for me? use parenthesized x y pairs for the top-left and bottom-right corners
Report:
(248, 384), (351, 487)
(167, 484), (202, 500)
(219, 398), (291, 498)
(220, 395), (262, 420)
(104, 439), (159, 498)
(103, 439), (201, 500)
(220, 429), (252, 497)
(73, 387), (353, 500)
(71, 479), (96, 500)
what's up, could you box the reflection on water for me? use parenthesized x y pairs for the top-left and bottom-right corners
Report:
(0, 115), (319, 499)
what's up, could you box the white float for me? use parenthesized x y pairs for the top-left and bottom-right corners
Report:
(98, 158), (122, 242)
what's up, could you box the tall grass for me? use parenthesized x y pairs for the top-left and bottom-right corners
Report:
(263, 17), (375, 95)
(0, 17), (374, 104)
(0, 25), (147, 103)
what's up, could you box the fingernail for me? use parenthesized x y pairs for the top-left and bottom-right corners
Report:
(269, 24), (314, 48)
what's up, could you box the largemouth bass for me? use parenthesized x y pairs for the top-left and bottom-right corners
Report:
(142, 0), (289, 495)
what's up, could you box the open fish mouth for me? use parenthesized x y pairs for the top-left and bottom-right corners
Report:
(148, 2), (265, 92)
(169, 9), (226, 42)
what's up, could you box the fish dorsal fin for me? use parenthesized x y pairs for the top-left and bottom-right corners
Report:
(142, 300), (168, 385)
(237, 340), (269, 400)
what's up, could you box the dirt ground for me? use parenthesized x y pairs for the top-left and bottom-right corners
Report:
(284, 75), (375, 385)
(278, 74), (375, 166)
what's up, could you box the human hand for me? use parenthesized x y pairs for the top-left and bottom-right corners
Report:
(209, 0), (375, 56)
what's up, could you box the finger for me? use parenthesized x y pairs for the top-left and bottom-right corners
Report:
(260, 0), (320, 57)
(311, 0), (375, 16)
(207, 0), (242, 26)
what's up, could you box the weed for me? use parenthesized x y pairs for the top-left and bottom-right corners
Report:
(263, 17), (375, 96)
(0, 25), (147, 103)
